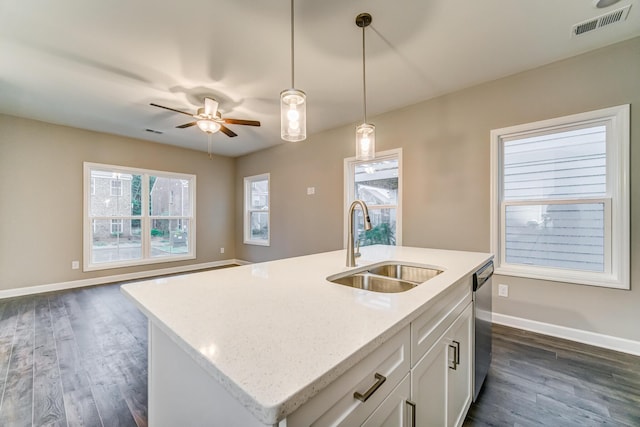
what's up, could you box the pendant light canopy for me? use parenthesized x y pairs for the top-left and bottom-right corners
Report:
(281, 0), (306, 142)
(355, 13), (375, 161)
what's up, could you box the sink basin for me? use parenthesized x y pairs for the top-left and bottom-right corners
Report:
(368, 262), (442, 283)
(327, 261), (443, 293)
(330, 273), (417, 293)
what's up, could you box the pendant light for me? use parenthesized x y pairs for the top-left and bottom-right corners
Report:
(280, 0), (306, 142)
(355, 13), (375, 161)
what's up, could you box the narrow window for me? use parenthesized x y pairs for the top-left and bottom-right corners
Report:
(344, 149), (402, 247)
(244, 173), (270, 246)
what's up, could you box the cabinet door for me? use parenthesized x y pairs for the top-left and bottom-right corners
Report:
(362, 374), (411, 427)
(411, 336), (448, 427)
(446, 304), (473, 427)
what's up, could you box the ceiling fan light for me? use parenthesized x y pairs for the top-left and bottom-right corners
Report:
(197, 119), (221, 134)
(280, 88), (307, 142)
(356, 123), (375, 161)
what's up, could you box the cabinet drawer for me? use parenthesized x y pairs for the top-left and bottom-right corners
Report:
(411, 276), (472, 366)
(286, 325), (411, 427)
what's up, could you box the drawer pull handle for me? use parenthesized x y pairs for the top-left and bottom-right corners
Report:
(406, 399), (417, 427)
(354, 373), (386, 402)
(448, 340), (461, 370)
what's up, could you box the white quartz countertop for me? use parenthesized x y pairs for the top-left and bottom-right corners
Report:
(121, 245), (492, 425)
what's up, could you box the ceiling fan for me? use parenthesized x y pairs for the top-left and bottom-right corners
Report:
(150, 97), (260, 137)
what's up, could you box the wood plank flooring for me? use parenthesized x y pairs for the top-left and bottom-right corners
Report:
(0, 284), (147, 427)
(0, 281), (639, 426)
(464, 324), (640, 427)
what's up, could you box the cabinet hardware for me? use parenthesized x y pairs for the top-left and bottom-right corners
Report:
(354, 372), (386, 402)
(453, 340), (460, 365)
(406, 400), (416, 427)
(448, 343), (457, 370)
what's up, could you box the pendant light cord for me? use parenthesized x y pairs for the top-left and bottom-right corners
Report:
(362, 23), (367, 123)
(290, 0), (295, 88)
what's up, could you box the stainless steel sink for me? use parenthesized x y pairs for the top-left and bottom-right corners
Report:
(327, 262), (443, 293)
(330, 272), (417, 293)
(367, 262), (442, 283)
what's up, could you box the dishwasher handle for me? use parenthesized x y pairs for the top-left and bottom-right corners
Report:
(473, 261), (494, 291)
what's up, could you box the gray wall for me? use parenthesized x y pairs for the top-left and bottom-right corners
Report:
(0, 115), (236, 290)
(235, 37), (640, 342)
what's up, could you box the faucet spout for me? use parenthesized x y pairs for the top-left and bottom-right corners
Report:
(347, 200), (372, 267)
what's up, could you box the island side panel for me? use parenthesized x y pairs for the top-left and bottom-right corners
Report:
(148, 322), (270, 427)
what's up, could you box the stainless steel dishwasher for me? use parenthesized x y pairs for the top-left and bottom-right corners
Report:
(472, 260), (494, 401)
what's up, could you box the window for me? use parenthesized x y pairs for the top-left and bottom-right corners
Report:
(110, 179), (123, 196)
(244, 173), (270, 246)
(110, 219), (123, 235)
(344, 148), (402, 247)
(84, 163), (196, 271)
(491, 105), (629, 289)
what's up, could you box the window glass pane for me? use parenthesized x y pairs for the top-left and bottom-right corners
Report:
(250, 179), (269, 210)
(91, 219), (141, 263)
(149, 176), (191, 216)
(249, 212), (269, 240)
(503, 126), (606, 201)
(353, 208), (397, 247)
(505, 203), (604, 272)
(355, 159), (398, 206)
(89, 171), (141, 217)
(150, 219), (190, 257)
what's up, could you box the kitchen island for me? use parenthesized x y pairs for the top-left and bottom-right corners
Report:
(121, 245), (492, 426)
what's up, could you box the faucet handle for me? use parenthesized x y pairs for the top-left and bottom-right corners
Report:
(355, 238), (362, 258)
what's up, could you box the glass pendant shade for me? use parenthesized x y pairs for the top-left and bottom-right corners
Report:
(197, 119), (221, 134)
(355, 122), (375, 161)
(280, 88), (307, 142)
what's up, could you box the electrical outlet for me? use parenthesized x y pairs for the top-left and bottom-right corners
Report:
(307, 187), (315, 195)
(220, 247), (225, 254)
(71, 260), (80, 270)
(498, 284), (509, 297)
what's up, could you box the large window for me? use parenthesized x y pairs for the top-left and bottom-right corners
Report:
(84, 163), (196, 271)
(491, 105), (629, 289)
(244, 173), (270, 246)
(344, 148), (402, 247)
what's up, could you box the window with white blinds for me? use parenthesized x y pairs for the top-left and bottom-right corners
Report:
(491, 105), (629, 289)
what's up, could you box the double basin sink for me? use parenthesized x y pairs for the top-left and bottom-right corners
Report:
(327, 261), (443, 293)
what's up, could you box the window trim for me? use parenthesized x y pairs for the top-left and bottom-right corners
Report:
(343, 148), (403, 248)
(83, 162), (196, 271)
(490, 105), (629, 289)
(243, 173), (270, 246)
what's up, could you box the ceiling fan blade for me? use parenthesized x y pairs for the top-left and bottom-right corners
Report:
(220, 125), (238, 137)
(176, 122), (197, 129)
(223, 118), (261, 127)
(204, 97), (219, 117)
(150, 103), (193, 117)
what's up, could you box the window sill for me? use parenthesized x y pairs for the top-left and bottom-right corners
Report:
(495, 265), (629, 290)
(244, 240), (270, 247)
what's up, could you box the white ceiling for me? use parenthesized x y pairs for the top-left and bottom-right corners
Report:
(1, 0), (638, 157)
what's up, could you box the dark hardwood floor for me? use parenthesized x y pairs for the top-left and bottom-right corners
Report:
(465, 324), (640, 427)
(0, 281), (639, 426)
(0, 284), (148, 427)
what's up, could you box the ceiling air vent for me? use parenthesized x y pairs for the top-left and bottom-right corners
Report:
(572, 4), (632, 36)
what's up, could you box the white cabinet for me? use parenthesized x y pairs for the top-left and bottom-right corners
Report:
(447, 305), (473, 427)
(411, 303), (473, 427)
(286, 325), (411, 427)
(362, 374), (412, 427)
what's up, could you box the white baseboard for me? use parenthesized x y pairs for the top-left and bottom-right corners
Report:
(493, 312), (640, 357)
(0, 259), (249, 299)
